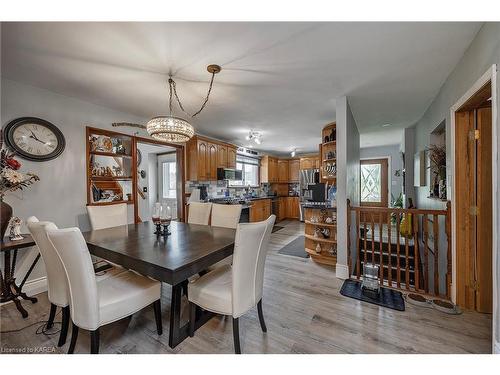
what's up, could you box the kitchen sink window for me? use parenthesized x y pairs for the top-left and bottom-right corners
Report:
(230, 155), (259, 187)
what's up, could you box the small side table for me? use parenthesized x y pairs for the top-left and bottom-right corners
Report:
(0, 234), (40, 318)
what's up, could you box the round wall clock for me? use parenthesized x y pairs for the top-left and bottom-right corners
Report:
(3, 117), (66, 161)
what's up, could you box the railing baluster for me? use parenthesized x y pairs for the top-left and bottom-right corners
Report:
(371, 213), (375, 266)
(356, 211), (360, 279)
(413, 212), (420, 292)
(423, 214), (429, 293)
(387, 209), (392, 287)
(363, 219), (367, 272)
(405, 213), (410, 290)
(396, 211), (401, 289)
(433, 214), (440, 296)
(379, 212), (383, 284)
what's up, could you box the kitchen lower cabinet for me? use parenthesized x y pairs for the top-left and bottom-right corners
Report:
(249, 199), (271, 222)
(285, 197), (300, 219)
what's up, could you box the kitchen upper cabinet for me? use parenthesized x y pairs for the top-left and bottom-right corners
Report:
(288, 159), (300, 182)
(227, 146), (237, 168)
(207, 143), (218, 180)
(299, 156), (319, 170)
(217, 144), (228, 168)
(278, 159), (289, 182)
(186, 136), (238, 181)
(260, 156), (279, 183)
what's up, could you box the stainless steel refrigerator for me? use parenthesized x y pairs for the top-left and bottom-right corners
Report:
(299, 169), (319, 221)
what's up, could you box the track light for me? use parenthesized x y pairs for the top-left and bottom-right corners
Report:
(246, 130), (262, 145)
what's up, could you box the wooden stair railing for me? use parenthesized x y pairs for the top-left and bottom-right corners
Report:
(347, 200), (451, 299)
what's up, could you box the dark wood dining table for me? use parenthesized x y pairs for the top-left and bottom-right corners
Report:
(82, 220), (236, 348)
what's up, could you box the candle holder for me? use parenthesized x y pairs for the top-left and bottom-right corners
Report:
(162, 223), (171, 236)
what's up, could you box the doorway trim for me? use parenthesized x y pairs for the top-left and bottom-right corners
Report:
(449, 65), (497, 317)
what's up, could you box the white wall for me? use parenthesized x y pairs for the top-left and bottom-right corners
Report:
(336, 96), (360, 279)
(412, 23), (500, 353)
(1, 78), (149, 293)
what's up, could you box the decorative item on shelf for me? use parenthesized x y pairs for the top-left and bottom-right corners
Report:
(91, 135), (113, 152)
(325, 216), (333, 224)
(314, 227), (321, 238)
(329, 128), (336, 142)
(324, 162), (336, 177)
(112, 64), (222, 143)
(112, 166), (124, 177)
(315, 243), (322, 254)
(328, 185), (337, 207)
(126, 193), (132, 201)
(439, 180), (446, 200)
(319, 209), (328, 223)
(328, 244), (337, 256)
(112, 138), (126, 155)
(324, 135), (329, 143)
(320, 228), (330, 239)
(1, 136), (40, 239)
(8, 217), (24, 241)
(326, 150), (336, 160)
(310, 215), (319, 224)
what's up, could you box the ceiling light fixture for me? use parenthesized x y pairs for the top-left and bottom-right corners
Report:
(381, 123), (391, 128)
(112, 64), (221, 143)
(246, 130), (263, 145)
(291, 149), (296, 157)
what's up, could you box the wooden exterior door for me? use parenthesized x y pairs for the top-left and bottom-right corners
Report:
(360, 158), (388, 208)
(455, 101), (492, 313)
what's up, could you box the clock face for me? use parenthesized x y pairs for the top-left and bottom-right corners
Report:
(4, 117), (65, 161)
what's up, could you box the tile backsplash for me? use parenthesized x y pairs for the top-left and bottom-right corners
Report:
(185, 181), (299, 200)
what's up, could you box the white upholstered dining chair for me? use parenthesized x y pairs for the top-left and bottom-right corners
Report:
(187, 202), (212, 225)
(188, 215), (276, 354)
(87, 203), (128, 230)
(46, 227), (162, 354)
(27, 217), (70, 347)
(209, 204), (242, 268)
(210, 204), (242, 229)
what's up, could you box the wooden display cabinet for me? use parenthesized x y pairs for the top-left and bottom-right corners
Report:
(321, 122), (337, 183)
(303, 207), (337, 266)
(86, 127), (134, 206)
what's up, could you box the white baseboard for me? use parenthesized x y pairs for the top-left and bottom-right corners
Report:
(335, 263), (349, 280)
(24, 276), (47, 296)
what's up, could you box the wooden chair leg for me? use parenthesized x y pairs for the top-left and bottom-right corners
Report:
(257, 299), (267, 333)
(90, 328), (100, 354)
(189, 302), (196, 337)
(46, 303), (57, 329)
(68, 323), (79, 354)
(153, 299), (163, 335)
(58, 306), (70, 347)
(232, 317), (241, 354)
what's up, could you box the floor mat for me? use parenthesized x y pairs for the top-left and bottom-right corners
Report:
(340, 279), (405, 311)
(278, 236), (309, 258)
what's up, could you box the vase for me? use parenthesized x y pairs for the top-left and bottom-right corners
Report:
(1, 201), (13, 240)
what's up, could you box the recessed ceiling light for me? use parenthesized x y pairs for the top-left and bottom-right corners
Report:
(381, 124), (391, 128)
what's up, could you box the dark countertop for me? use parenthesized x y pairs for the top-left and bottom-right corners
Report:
(302, 203), (337, 209)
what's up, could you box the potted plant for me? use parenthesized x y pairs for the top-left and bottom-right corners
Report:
(1, 132), (39, 239)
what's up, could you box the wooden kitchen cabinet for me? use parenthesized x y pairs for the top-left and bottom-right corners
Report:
(278, 197), (287, 221)
(288, 159), (300, 182)
(250, 199), (271, 222)
(227, 146), (237, 168)
(260, 156), (279, 183)
(278, 159), (289, 182)
(186, 135), (238, 181)
(299, 156), (319, 170)
(217, 144), (228, 168)
(285, 197), (300, 219)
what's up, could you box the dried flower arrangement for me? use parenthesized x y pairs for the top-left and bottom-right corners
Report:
(427, 144), (446, 173)
(0, 131), (39, 200)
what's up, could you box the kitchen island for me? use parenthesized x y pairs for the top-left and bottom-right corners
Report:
(303, 204), (337, 266)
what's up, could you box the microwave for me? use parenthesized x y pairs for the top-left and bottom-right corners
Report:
(217, 168), (242, 181)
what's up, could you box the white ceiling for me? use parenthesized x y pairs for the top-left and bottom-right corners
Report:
(1, 22), (481, 155)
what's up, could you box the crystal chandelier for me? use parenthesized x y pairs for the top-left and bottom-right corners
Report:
(113, 65), (221, 143)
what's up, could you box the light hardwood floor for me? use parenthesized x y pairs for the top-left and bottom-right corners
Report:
(0, 220), (492, 354)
